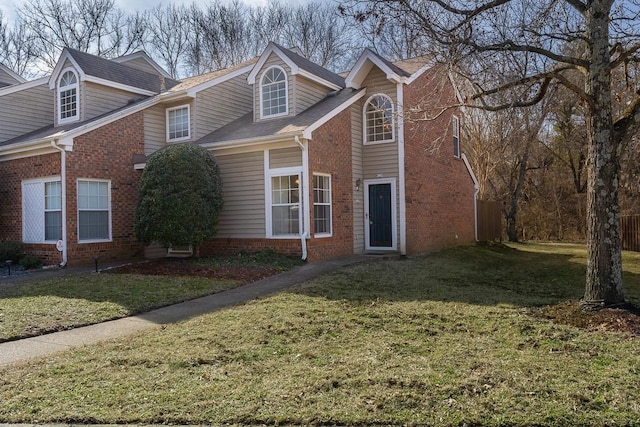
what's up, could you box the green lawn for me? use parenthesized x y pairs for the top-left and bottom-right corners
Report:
(1, 243), (639, 426)
(0, 251), (303, 343)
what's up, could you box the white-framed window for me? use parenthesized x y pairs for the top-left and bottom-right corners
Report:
(22, 177), (62, 243)
(269, 173), (301, 236)
(313, 174), (332, 237)
(364, 94), (395, 144)
(58, 69), (79, 123)
(260, 66), (288, 119)
(452, 115), (460, 158)
(77, 179), (111, 242)
(166, 104), (190, 142)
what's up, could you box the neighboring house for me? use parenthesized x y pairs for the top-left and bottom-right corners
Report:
(0, 43), (478, 266)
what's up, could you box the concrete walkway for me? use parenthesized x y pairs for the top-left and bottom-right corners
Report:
(0, 255), (373, 367)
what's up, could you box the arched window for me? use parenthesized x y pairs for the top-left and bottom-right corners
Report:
(261, 66), (288, 118)
(58, 69), (79, 123)
(364, 94), (394, 144)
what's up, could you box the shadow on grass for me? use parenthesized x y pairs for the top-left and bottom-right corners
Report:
(294, 243), (640, 308)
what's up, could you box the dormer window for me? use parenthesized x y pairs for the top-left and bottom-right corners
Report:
(260, 66), (288, 119)
(364, 94), (395, 144)
(58, 69), (79, 123)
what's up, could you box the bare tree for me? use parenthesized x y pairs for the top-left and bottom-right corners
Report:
(187, 0), (255, 73)
(17, 0), (145, 70)
(145, 3), (190, 78)
(281, 2), (357, 70)
(344, 0), (640, 307)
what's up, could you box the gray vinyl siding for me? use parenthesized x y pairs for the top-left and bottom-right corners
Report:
(269, 147), (301, 169)
(0, 83), (53, 142)
(253, 53), (293, 122)
(359, 66), (401, 251)
(215, 151), (266, 238)
(351, 100), (365, 254)
(0, 69), (21, 86)
(195, 73), (252, 139)
(143, 101), (195, 155)
(293, 75), (330, 115)
(363, 67), (398, 105)
(84, 82), (142, 122)
(362, 143), (398, 178)
(143, 104), (166, 155)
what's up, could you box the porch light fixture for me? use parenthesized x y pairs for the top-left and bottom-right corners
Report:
(355, 178), (362, 191)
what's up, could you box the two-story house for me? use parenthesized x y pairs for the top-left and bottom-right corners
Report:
(0, 43), (478, 266)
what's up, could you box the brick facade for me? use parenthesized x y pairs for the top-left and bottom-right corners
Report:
(402, 67), (476, 254)
(0, 153), (63, 265)
(1, 49), (477, 268)
(200, 237), (302, 258)
(306, 108), (354, 262)
(0, 112), (146, 266)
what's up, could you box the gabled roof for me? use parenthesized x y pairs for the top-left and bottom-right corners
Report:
(112, 51), (172, 79)
(345, 49), (433, 89)
(48, 48), (180, 95)
(0, 63), (26, 85)
(247, 42), (345, 90)
(169, 57), (259, 96)
(198, 88), (364, 147)
(0, 96), (155, 150)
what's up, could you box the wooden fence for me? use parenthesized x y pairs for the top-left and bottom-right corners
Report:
(621, 215), (640, 252)
(477, 200), (502, 242)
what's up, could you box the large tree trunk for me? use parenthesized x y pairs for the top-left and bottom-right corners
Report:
(583, 1), (626, 307)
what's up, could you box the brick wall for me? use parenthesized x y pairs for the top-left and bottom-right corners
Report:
(64, 112), (146, 265)
(402, 67), (476, 254)
(200, 237), (302, 258)
(306, 108), (355, 262)
(0, 153), (63, 265)
(0, 112), (146, 266)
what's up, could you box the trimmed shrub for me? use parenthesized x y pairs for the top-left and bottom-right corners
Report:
(0, 241), (24, 262)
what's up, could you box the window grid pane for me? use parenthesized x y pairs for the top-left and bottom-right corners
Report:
(366, 96), (394, 142)
(168, 107), (190, 140)
(262, 68), (287, 117)
(45, 211), (62, 241)
(60, 88), (77, 119)
(44, 181), (62, 241)
(313, 175), (331, 235)
(453, 116), (460, 157)
(78, 180), (109, 240)
(271, 174), (300, 236)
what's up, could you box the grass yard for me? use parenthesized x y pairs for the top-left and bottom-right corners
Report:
(1, 243), (640, 426)
(0, 251), (302, 342)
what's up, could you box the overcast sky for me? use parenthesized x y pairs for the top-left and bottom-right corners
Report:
(0, 0), (314, 22)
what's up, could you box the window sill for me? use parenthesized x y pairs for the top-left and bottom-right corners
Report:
(78, 239), (112, 244)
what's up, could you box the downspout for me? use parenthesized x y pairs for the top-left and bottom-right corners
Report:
(50, 140), (68, 266)
(295, 135), (310, 260)
(461, 153), (480, 242)
(396, 83), (407, 255)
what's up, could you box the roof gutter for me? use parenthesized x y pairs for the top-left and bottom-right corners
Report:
(50, 140), (68, 267)
(462, 153), (480, 242)
(199, 133), (302, 150)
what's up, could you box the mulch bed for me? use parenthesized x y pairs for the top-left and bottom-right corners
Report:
(106, 258), (283, 284)
(544, 301), (640, 336)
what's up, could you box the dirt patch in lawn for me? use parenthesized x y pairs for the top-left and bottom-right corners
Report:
(543, 301), (640, 336)
(106, 258), (283, 284)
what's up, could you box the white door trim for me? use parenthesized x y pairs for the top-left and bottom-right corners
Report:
(364, 178), (397, 251)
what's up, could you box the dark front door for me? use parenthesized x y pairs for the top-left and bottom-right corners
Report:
(368, 183), (393, 248)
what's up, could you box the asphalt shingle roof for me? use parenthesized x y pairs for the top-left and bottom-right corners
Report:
(273, 43), (346, 88)
(198, 88), (363, 144)
(66, 48), (180, 93)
